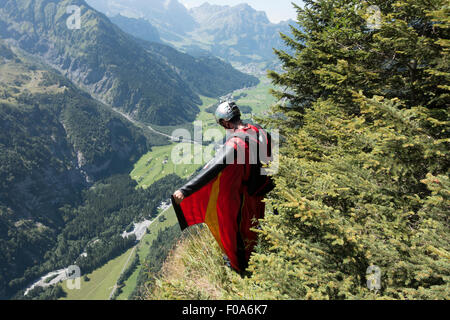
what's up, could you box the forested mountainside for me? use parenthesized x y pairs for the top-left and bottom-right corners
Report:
(0, 40), (159, 298)
(0, 0), (258, 300)
(0, 0), (258, 125)
(0, 40), (149, 223)
(109, 14), (161, 44)
(145, 0), (449, 300)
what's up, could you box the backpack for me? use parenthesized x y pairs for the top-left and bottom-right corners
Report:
(229, 124), (275, 197)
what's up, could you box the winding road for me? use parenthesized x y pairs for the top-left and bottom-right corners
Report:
(113, 109), (202, 145)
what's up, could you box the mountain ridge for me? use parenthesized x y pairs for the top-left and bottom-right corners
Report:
(86, 0), (295, 64)
(0, 0), (257, 125)
(110, 14), (161, 44)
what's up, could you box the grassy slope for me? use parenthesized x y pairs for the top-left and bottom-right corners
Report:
(144, 205), (279, 300)
(234, 76), (278, 117)
(0, 61), (65, 100)
(146, 225), (247, 300)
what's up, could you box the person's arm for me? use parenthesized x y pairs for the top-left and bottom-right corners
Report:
(173, 144), (236, 204)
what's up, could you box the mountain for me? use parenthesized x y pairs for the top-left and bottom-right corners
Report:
(86, 0), (198, 37)
(0, 41), (150, 215)
(86, 0), (294, 65)
(0, 0), (257, 125)
(188, 3), (294, 63)
(0, 0), (257, 299)
(0, 0), (198, 125)
(190, 3), (272, 39)
(0, 40), (153, 298)
(139, 40), (258, 98)
(110, 14), (161, 44)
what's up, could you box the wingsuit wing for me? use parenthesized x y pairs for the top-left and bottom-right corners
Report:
(172, 125), (272, 271)
(171, 142), (250, 271)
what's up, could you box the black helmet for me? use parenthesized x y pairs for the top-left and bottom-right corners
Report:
(215, 101), (241, 124)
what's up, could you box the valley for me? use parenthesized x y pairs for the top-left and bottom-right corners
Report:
(2, 59), (276, 299)
(0, 0), (278, 300)
(86, 0), (294, 65)
(1, 0), (447, 303)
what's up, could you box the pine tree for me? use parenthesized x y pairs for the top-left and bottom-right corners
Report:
(243, 0), (449, 299)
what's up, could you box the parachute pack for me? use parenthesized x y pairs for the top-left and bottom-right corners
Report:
(227, 124), (275, 197)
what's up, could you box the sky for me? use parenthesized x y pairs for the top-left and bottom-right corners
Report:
(179, 0), (303, 23)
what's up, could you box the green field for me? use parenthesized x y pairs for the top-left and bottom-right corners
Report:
(115, 206), (179, 300)
(59, 206), (179, 300)
(234, 76), (278, 117)
(196, 95), (220, 123)
(196, 82), (277, 122)
(130, 143), (207, 189)
(60, 245), (136, 300)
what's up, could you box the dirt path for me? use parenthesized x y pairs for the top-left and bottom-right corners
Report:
(108, 246), (136, 299)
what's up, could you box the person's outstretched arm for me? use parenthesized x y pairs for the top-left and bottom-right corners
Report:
(173, 144), (236, 204)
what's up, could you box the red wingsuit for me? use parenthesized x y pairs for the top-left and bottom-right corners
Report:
(172, 124), (273, 272)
